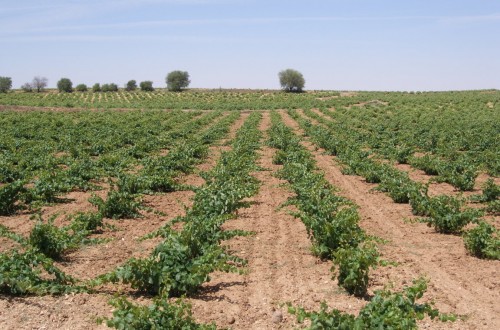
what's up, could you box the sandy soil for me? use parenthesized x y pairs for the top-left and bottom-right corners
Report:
(281, 110), (499, 330)
(0, 114), (244, 330)
(307, 108), (499, 199)
(186, 112), (364, 329)
(0, 110), (498, 330)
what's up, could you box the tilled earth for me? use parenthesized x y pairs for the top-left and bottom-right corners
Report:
(0, 110), (498, 330)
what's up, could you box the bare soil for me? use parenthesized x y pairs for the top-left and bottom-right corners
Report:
(280, 110), (499, 330)
(0, 110), (498, 330)
(186, 112), (364, 329)
(0, 115), (243, 329)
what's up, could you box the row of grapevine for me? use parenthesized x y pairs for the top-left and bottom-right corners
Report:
(95, 112), (263, 328)
(0, 110), (222, 214)
(0, 111), (240, 293)
(1, 111), (265, 328)
(317, 95), (499, 179)
(0, 90), (343, 110)
(267, 111), (455, 328)
(291, 110), (499, 260)
(312, 106), (499, 214)
(267, 111), (376, 296)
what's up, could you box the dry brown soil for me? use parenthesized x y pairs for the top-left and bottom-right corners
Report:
(279, 110), (499, 330)
(0, 110), (498, 330)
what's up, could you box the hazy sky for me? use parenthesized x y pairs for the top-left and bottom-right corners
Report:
(1, 0), (499, 91)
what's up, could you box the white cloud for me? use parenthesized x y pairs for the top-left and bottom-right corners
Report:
(438, 13), (500, 24)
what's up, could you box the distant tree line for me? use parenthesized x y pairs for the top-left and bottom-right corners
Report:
(1, 68), (305, 94)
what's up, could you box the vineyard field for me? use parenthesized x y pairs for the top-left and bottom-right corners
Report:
(0, 90), (498, 329)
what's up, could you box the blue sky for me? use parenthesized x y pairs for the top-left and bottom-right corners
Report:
(1, 0), (499, 91)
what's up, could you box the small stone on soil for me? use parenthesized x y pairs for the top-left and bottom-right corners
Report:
(272, 310), (283, 323)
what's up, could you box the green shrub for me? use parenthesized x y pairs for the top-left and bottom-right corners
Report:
(464, 221), (499, 259)
(423, 195), (483, 234)
(377, 173), (421, 204)
(333, 243), (379, 297)
(410, 154), (440, 175)
(89, 190), (142, 219)
(478, 179), (500, 202)
(0, 249), (79, 295)
(409, 185), (430, 216)
(437, 159), (478, 191)
(0, 180), (26, 215)
(356, 278), (455, 328)
(485, 200), (500, 215)
(69, 211), (104, 232)
(27, 171), (71, 203)
(29, 215), (78, 259)
(103, 296), (216, 330)
(97, 216), (243, 296)
(307, 206), (363, 259)
(394, 145), (414, 164)
(288, 278), (455, 329)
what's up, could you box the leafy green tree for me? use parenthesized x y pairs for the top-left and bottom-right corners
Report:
(0, 77), (12, 93)
(166, 71), (190, 92)
(57, 78), (73, 93)
(140, 81), (154, 92)
(102, 83), (118, 92)
(279, 68), (305, 92)
(32, 76), (48, 93)
(125, 80), (137, 91)
(75, 84), (88, 92)
(92, 83), (101, 92)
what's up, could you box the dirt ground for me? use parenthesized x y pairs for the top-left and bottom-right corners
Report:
(279, 110), (499, 329)
(0, 110), (498, 330)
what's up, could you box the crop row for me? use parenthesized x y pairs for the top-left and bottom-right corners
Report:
(317, 96), (499, 179)
(0, 110), (228, 214)
(290, 110), (499, 260)
(308, 107), (499, 215)
(267, 111), (376, 296)
(1, 111), (264, 328)
(267, 111), (455, 328)
(0, 111), (240, 293)
(96, 111), (263, 328)
(0, 90), (342, 110)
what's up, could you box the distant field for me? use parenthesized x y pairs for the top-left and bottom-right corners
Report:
(0, 89), (497, 111)
(0, 90), (499, 329)
(0, 89), (342, 110)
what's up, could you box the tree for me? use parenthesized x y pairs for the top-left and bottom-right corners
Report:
(278, 69), (305, 93)
(32, 76), (48, 93)
(102, 83), (118, 92)
(125, 80), (137, 91)
(75, 84), (88, 92)
(140, 81), (154, 92)
(166, 71), (190, 92)
(0, 77), (12, 93)
(92, 83), (101, 92)
(109, 83), (118, 92)
(21, 82), (33, 92)
(57, 78), (73, 93)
